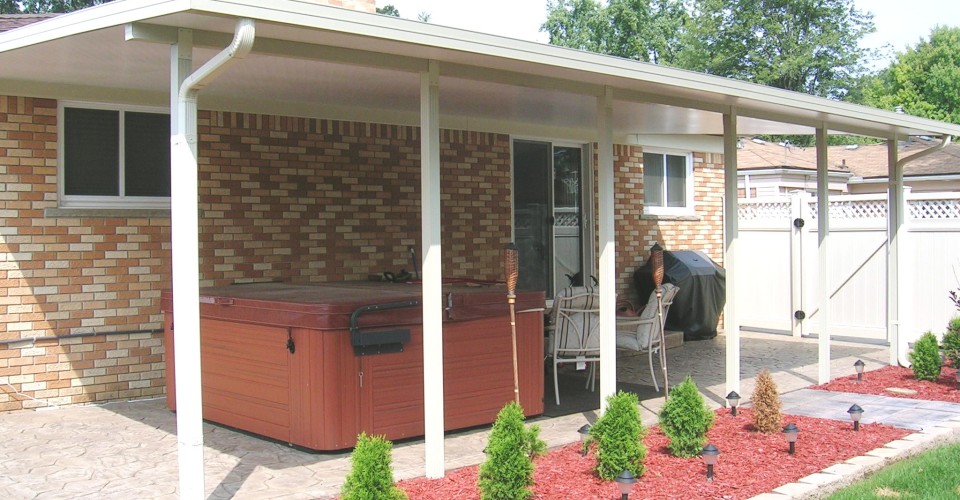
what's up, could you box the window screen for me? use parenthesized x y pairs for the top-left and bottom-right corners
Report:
(63, 107), (119, 196)
(643, 152), (688, 208)
(643, 152), (664, 207)
(125, 112), (171, 197)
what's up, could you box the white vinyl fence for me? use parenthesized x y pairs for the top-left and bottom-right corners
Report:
(737, 190), (960, 344)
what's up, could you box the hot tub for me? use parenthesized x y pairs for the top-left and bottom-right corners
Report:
(162, 281), (545, 451)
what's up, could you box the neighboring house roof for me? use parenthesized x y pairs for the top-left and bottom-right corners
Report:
(0, 14), (59, 33)
(737, 137), (960, 179)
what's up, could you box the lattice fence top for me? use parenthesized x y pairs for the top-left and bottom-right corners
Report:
(910, 198), (960, 219)
(738, 201), (791, 221)
(809, 199), (887, 220)
(740, 195), (960, 221)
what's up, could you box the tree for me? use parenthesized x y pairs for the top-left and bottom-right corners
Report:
(542, 0), (687, 64)
(861, 26), (960, 125)
(2, 0), (111, 13)
(376, 4), (399, 17)
(678, 0), (876, 99)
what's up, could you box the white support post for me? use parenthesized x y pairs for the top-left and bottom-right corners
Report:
(597, 87), (616, 411)
(420, 59), (445, 478)
(816, 126), (831, 384)
(170, 28), (204, 500)
(887, 138), (905, 366)
(169, 19), (255, 498)
(723, 110), (740, 396)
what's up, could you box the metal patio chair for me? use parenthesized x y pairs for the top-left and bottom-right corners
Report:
(615, 283), (679, 392)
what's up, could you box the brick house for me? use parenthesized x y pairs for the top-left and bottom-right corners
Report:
(2, 0), (959, 484)
(0, 2), (725, 412)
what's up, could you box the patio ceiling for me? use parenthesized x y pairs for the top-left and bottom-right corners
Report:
(2, 0), (959, 142)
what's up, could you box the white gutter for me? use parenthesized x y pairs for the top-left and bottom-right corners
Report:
(850, 174), (960, 185)
(171, 17), (255, 500)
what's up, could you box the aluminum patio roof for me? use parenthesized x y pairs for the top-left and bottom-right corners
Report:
(1, 0), (958, 143)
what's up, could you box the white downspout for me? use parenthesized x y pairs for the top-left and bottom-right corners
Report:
(171, 18), (255, 499)
(889, 135), (952, 366)
(897, 136), (952, 170)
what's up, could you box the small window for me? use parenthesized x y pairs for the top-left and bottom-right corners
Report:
(59, 103), (170, 208)
(643, 150), (694, 216)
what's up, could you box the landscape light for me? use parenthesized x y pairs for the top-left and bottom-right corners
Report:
(848, 404), (864, 431)
(783, 423), (799, 455)
(854, 360), (865, 382)
(578, 424), (591, 456)
(726, 391), (741, 416)
(614, 469), (636, 500)
(701, 444), (720, 482)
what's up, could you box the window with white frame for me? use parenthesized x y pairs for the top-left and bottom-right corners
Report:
(59, 102), (170, 208)
(643, 150), (694, 216)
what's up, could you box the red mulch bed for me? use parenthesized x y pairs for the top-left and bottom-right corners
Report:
(397, 407), (908, 499)
(813, 365), (960, 403)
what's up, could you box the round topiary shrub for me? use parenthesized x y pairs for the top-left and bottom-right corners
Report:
(942, 318), (960, 368)
(341, 432), (407, 500)
(751, 369), (782, 434)
(589, 390), (647, 481)
(910, 331), (943, 381)
(478, 401), (546, 500)
(658, 376), (715, 458)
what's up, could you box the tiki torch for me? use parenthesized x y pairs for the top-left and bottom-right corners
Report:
(650, 242), (669, 396)
(504, 243), (520, 404)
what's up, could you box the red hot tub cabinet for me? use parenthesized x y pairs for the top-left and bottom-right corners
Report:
(162, 282), (545, 451)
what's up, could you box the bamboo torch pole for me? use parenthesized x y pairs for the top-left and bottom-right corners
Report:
(650, 243), (669, 397)
(504, 243), (520, 404)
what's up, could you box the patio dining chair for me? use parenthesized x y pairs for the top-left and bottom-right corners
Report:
(546, 286), (600, 406)
(615, 283), (679, 392)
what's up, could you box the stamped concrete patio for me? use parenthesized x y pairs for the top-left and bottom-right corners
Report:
(0, 331), (905, 499)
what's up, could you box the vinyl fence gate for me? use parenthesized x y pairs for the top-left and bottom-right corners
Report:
(737, 191), (960, 344)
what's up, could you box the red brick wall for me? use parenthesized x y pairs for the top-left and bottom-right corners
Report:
(196, 112), (512, 286)
(0, 97), (169, 409)
(0, 97), (724, 410)
(613, 145), (725, 306)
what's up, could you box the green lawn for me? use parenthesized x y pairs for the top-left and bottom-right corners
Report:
(826, 441), (960, 499)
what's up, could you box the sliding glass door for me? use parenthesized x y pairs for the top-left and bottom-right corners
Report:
(513, 140), (588, 297)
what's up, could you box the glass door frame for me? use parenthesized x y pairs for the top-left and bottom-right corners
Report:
(510, 136), (595, 298)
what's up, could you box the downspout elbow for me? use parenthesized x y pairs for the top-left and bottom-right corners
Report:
(897, 135), (952, 169)
(180, 18), (256, 100)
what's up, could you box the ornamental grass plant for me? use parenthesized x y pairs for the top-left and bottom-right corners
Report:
(751, 369), (783, 433)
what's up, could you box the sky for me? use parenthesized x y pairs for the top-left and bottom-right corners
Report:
(377, 0), (960, 68)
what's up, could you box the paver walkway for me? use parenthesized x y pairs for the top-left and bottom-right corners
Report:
(781, 389), (960, 431)
(0, 331), (951, 499)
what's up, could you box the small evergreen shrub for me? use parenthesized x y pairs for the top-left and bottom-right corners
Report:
(478, 402), (546, 500)
(658, 376), (715, 458)
(943, 318), (960, 368)
(589, 391), (647, 480)
(910, 331), (942, 381)
(341, 433), (407, 500)
(751, 369), (783, 433)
